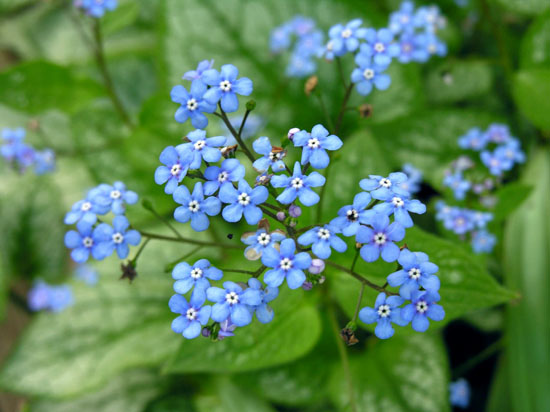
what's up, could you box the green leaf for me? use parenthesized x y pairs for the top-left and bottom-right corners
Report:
(101, 1), (140, 36)
(500, 148), (550, 411)
(330, 226), (516, 333)
(163, 288), (321, 374)
(520, 10), (550, 69)
(512, 69), (550, 131)
(0, 61), (102, 114)
(329, 333), (450, 412)
(491, 0), (550, 16)
(0, 237), (180, 398)
(424, 61), (493, 103)
(30, 369), (167, 412)
(493, 182), (533, 221)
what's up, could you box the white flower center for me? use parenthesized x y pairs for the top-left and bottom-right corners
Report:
(171, 163), (181, 176)
(291, 177), (304, 189)
(186, 98), (198, 111)
(81, 201), (92, 212)
(346, 208), (359, 221)
(257, 233), (271, 246)
(326, 40), (334, 51)
(455, 217), (465, 227)
(280, 257), (293, 270)
(341, 28), (352, 38)
(225, 291), (239, 305)
(416, 300), (429, 314)
(112, 232), (124, 244)
(506, 149), (514, 159)
(380, 178), (392, 188)
(188, 200), (200, 212)
(428, 44), (437, 54)
(374, 42), (385, 53)
(110, 190), (121, 199)
(402, 43), (412, 52)
(190, 268), (203, 279)
(490, 158), (500, 167)
(307, 137), (321, 149)
(317, 228), (331, 240)
(83, 237), (94, 248)
(186, 308), (197, 320)
(194, 139), (206, 151)
(392, 197), (404, 207)
(268, 151), (282, 161)
(401, 15), (410, 24)
(217, 171), (229, 182)
(363, 68), (375, 80)
(377, 304), (391, 318)
(238, 192), (251, 206)
(219, 80), (232, 92)
(409, 268), (421, 280)
(374, 232), (387, 245)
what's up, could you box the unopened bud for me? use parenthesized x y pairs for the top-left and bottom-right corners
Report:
(258, 218), (270, 231)
(301, 281), (313, 291)
(318, 275), (326, 284)
(201, 327), (211, 337)
(289, 219), (297, 228)
(304, 75), (318, 96)
(308, 259), (325, 274)
(276, 211), (286, 221)
(289, 204), (302, 218)
(246, 99), (256, 111)
(288, 127), (300, 141)
(358, 103), (373, 119)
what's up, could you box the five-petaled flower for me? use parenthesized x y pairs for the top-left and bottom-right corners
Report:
(207, 281), (262, 327)
(171, 80), (216, 129)
(169, 293), (212, 339)
(202, 64), (253, 113)
(261, 238), (312, 289)
(292, 124), (343, 169)
(247, 278), (279, 324)
(297, 224), (347, 259)
(360, 172), (410, 199)
(241, 228), (286, 260)
(351, 50), (391, 96)
(64, 221), (104, 263)
(203, 158), (245, 195)
(155, 146), (193, 195)
(330, 192), (375, 236)
(94, 215), (141, 260)
(252, 136), (287, 173)
(177, 129), (226, 170)
(95, 181), (139, 215)
(356, 213), (405, 262)
(271, 161), (326, 206)
(387, 249), (440, 299)
(219, 180), (268, 225)
(172, 259), (223, 300)
(359, 292), (408, 339)
(64, 189), (110, 225)
(173, 182), (221, 232)
(372, 192), (426, 228)
(401, 290), (445, 332)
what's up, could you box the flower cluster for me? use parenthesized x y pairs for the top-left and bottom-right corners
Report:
(73, 0), (117, 18)
(63, 182), (140, 262)
(270, 16), (324, 77)
(28, 280), (73, 313)
(1, 128), (55, 175)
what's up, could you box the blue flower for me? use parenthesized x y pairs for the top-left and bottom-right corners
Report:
(481, 149), (511, 176)
(173, 182), (221, 232)
(261, 238), (312, 289)
(33, 149), (56, 175)
(172, 259), (223, 299)
(270, 23), (293, 53)
(295, 30), (324, 58)
(241, 228), (286, 260)
(471, 230), (496, 254)
(202, 64), (253, 113)
(330, 192), (376, 237)
(271, 161), (326, 206)
(443, 208), (474, 235)
(360, 172), (410, 199)
(183, 59), (214, 81)
(362, 28), (400, 66)
(286, 53), (317, 78)
(443, 171), (470, 200)
(203, 158), (245, 196)
(207, 281), (262, 327)
(247, 278), (279, 324)
(28, 281), (74, 312)
(351, 50), (391, 96)
(485, 123), (511, 144)
(75, 0), (117, 17)
(252, 137), (287, 173)
(400, 164), (422, 194)
(501, 138), (525, 165)
(401, 290), (445, 332)
(356, 213), (405, 262)
(64, 189), (110, 225)
(154, 146), (193, 195)
(395, 32), (430, 63)
(387, 249), (440, 299)
(171, 80), (216, 129)
(94, 215), (141, 259)
(458, 127), (488, 151)
(95, 181), (138, 215)
(292, 125), (343, 169)
(324, 19), (367, 58)
(1, 127), (25, 160)
(359, 293), (408, 339)
(298, 225), (347, 259)
(14, 144), (35, 170)
(27, 281), (51, 312)
(389, 1), (416, 34)
(372, 193), (426, 228)
(414, 5), (445, 33)
(218, 180), (268, 225)
(177, 129), (226, 170)
(449, 378), (471, 409)
(414, 32), (447, 61)
(64, 221), (104, 263)
(74, 264), (99, 285)
(471, 210), (493, 229)
(169, 293), (211, 339)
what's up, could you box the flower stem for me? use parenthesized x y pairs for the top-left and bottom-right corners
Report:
(130, 237), (150, 266)
(91, 20), (134, 129)
(314, 91), (334, 131)
(214, 109), (255, 163)
(219, 265), (266, 278)
(325, 260), (398, 295)
(142, 203), (185, 240)
(164, 245), (204, 272)
(238, 108), (252, 138)
(140, 231), (242, 249)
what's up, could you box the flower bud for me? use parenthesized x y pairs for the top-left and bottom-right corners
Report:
(358, 103), (373, 119)
(289, 219), (297, 228)
(201, 327), (211, 337)
(287, 127), (300, 141)
(289, 204), (302, 218)
(246, 99), (257, 111)
(308, 259), (325, 274)
(276, 211), (286, 221)
(301, 281), (313, 291)
(304, 75), (318, 96)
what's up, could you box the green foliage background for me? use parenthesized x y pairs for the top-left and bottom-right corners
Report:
(0, 0), (548, 411)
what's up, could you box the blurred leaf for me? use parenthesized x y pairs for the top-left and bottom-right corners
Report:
(512, 69), (550, 131)
(0, 252), (6, 321)
(0, 0), (34, 12)
(194, 376), (275, 412)
(164, 288), (321, 374)
(520, 10), (550, 69)
(145, 395), (195, 412)
(0, 237), (180, 398)
(493, 182), (533, 221)
(30, 369), (167, 412)
(369, 109), (501, 188)
(0, 61), (102, 114)
(329, 333), (450, 412)
(500, 148), (550, 411)
(492, 0), (550, 16)
(101, 1), (140, 36)
(424, 61), (493, 103)
(330, 226), (516, 333)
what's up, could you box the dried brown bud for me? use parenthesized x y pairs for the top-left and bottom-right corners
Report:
(304, 75), (318, 96)
(258, 218), (270, 232)
(221, 144), (238, 158)
(340, 327), (359, 346)
(355, 242), (362, 249)
(120, 262), (138, 282)
(28, 118), (40, 131)
(358, 103), (373, 119)
(400, 243), (409, 251)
